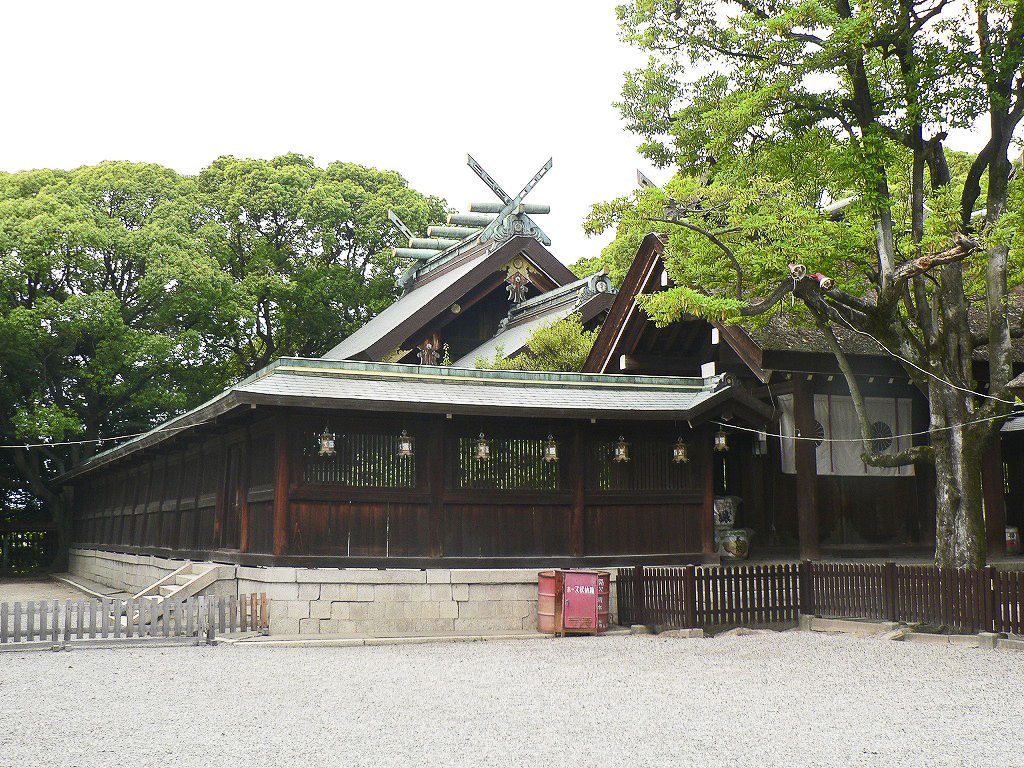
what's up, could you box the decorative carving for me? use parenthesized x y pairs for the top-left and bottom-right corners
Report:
(504, 257), (533, 303)
(466, 154), (552, 249)
(488, 213), (548, 252)
(416, 333), (442, 366)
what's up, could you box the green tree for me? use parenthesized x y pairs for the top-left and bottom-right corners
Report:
(591, 1), (1024, 566)
(0, 156), (447, 567)
(197, 154), (449, 372)
(476, 314), (598, 371)
(0, 162), (224, 564)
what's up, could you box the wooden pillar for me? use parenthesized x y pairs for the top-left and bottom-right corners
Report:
(272, 417), (290, 558)
(701, 430), (715, 555)
(793, 376), (821, 560)
(239, 428), (251, 554)
(982, 437), (1006, 557)
(154, 455), (169, 550)
(570, 423), (584, 557)
(427, 416), (445, 559)
(213, 437), (227, 550)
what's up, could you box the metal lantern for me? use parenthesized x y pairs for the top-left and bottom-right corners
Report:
(397, 429), (414, 458)
(475, 432), (491, 461)
(714, 428), (729, 452)
(613, 436), (630, 463)
(318, 427), (336, 457)
(673, 437), (690, 463)
(543, 434), (558, 462)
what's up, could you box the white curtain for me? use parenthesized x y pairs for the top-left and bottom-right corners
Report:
(779, 394), (914, 477)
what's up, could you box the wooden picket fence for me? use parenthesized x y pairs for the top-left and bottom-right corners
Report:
(0, 593), (268, 645)
(618, 562), (1024, 636)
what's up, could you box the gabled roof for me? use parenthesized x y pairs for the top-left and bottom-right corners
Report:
(452, 271), (615, 367)
(583, 233), (907, 380)
(58, 357), (774, 481)
(323, 236), (577, 361)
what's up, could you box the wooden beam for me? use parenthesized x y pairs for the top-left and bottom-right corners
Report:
(570, 423), (584, 557)
(618, 352), (696, 374)
(428, 416), (445, 558)
(212, 437), (226, 550)
(702, 429), (715, 555)
(239, 427), (251, 554)
(272, 416), (290, 558)
(983, 438), (1006, 557)
(792, 376), (821, 559)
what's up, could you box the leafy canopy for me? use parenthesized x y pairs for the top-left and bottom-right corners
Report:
(475, 314), (598, 372)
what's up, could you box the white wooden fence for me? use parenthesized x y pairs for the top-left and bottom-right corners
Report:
(0, 593), (268, 646)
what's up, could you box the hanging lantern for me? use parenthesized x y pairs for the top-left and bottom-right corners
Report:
(714, 428), (729, 452)
(543, 434), (558, 462)
(397, 429), (414, 458)
(673, 437), (690, 463)
(613, 436), (630, 463)
(318, 427), (336, 457)
(475, 432), (491, 461)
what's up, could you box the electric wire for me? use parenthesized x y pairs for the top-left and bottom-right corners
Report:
(832, 310), (1018, 406)
(713, 408), (1024, 444)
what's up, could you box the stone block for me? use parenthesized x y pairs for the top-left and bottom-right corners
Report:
(318, 618), (360, 635)
(298, 618), (320, 634)
(282, 600), (311, 619)
(320, 584), (367, 602)
(244, 581), (298, 601)
(412, 602), (440, 620)
(438, 601), (459, 619)
(457, 601), (497, 619)
(429, 584), (452, 602)
(357, 585), (375, 602)
(449, 569), (540, 585)
(270, 617), (300, 635)
(374, 584), (397, 601)
(309, 601), (333, 619)
(236, 566), (297, 583)
(330, 569), (427, 584)
(426, 569), (451, 584)
(298, 583), (321, 600)
(394, 584), (421, 602)
(330, 602), (350, 620)
(452, 584), (469, 602)
(295, 569), (355, 584)
(347, 603), (370, 621)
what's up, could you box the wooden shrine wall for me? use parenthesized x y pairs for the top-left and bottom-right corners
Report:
(70, 409), (712, 564)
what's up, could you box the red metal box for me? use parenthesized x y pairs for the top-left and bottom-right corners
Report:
(537, 570), (610, 634)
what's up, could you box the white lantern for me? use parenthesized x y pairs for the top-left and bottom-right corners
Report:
(475, 432), (491, 461)
(543, 434), (558, 463)
(397, 429), (414, 458)
(714, 428), (729, 452)
(318, 427), (336, 457)
(673, 437), (690, 463)
(613, 436), (630, 463)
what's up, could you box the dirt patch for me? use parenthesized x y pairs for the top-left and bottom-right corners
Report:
(0, 578), (86, 603)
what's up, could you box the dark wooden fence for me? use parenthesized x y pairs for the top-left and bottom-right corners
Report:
(618, 562), (1024, 635)
(0, 593), (269, 645)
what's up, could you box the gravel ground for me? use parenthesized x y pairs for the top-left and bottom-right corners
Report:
(0, 578), (85, 603)
(2, 632), (1021, 768)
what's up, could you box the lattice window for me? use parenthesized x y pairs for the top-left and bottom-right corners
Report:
(588, 438), (699, 492)
(452, 437), (560, 491)
(302, 431), (416, 488)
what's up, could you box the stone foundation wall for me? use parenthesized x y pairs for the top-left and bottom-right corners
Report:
(69, 548), (618, 636)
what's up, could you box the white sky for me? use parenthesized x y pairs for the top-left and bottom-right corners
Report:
(1, 0), (659, 265)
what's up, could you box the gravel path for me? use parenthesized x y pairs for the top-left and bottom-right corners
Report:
(2, 632), (1021, 767)
(0, 578), (85, 603)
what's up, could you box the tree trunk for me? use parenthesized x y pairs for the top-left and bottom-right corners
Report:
(931, 391), (988, 568)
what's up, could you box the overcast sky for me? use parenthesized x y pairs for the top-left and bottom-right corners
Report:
(2, 0), (658, 265)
